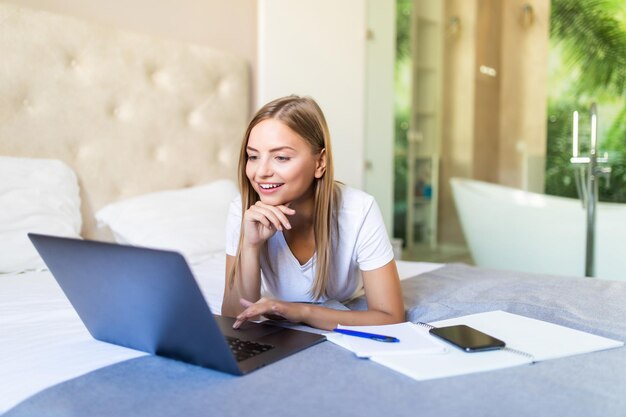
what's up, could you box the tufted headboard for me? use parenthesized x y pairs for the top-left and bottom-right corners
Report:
(0, 3), (249, 239)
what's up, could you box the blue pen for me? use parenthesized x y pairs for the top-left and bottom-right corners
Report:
(333, 328), (400, 343)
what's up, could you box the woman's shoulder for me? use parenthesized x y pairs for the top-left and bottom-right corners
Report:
(227, 194), (243, 217)
(336, 183), (376, 212)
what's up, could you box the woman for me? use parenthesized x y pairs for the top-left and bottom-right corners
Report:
(222, 95), (403, 330)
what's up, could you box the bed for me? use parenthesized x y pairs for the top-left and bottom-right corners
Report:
(2, 4), (626, 417)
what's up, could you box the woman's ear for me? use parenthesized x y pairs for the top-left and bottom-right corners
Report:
(314, 149), (327, 179)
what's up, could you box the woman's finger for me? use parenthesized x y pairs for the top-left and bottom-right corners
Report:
(232, 299), (268, 329)
(244, 208), (272, 228)
(255, 205), (291, 230)
(232, 310), (262, 329)
(278, 205), (296, 216)
(247, 206), (282, 231)
(251, 203), (290, 231)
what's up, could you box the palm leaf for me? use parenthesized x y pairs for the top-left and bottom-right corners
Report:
(551, 0), (626, 96)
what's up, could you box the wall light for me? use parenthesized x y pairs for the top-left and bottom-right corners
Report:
(521, 3), (534, 27)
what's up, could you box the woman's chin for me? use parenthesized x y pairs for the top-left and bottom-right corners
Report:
(257, 194), (288, 206)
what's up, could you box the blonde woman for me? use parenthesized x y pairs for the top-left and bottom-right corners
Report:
(222, 95), (403, 331)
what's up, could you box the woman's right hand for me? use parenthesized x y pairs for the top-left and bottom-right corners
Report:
(242, 201), (295, 247)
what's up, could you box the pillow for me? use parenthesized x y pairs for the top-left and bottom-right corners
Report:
(95, 179), (239, 264)
(0, 156), (82, 273)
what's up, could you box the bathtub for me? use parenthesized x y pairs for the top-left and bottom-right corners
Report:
(451, 178), (626, 281)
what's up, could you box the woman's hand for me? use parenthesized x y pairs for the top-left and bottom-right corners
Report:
(232, 297), (306, 329)
(242, 201), (295, 247)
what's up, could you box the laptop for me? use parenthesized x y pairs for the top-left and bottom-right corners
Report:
(28, 233), (325, 375)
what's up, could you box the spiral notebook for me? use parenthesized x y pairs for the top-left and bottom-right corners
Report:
(370, 310), (623, 381)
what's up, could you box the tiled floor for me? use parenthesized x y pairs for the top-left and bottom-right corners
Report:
(402, 243), (474, 265)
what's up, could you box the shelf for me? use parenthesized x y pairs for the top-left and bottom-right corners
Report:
(405, 0), (442, 251)
(413, 197), (433, 204)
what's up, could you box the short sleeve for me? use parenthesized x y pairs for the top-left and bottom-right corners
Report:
(225, 196), (242, 256)
(355, 198), (394, 271)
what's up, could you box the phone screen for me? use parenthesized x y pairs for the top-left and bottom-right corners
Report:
(429, 325), (505, 352)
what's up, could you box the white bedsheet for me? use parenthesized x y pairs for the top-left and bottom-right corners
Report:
(0, 258), (442, 413)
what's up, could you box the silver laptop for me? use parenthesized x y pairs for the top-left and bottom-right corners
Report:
(28, 233), (325, 375)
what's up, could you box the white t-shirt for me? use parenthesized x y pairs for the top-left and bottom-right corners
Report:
(225, 185), (394, 303)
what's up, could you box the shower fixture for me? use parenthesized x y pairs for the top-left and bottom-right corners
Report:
(571, 103), (611, 277)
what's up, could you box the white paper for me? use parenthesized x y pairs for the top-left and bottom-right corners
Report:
(370, 310), (623, 381)
(326, 322), (447, 358)
(433, 310), (623, 361)
(372, 348), (530, 381)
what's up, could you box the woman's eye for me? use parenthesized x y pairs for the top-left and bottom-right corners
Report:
(247, 155), (258, 161)
(276, 156), (290, 162)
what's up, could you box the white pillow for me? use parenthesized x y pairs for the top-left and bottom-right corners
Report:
(0, 156), (82, 273)
(95, 179), (239, 264)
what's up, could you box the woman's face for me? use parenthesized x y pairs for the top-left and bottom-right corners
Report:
(245, 118), (325, 207)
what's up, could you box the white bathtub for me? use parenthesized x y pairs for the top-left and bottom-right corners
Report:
(451, 178), (626, 281)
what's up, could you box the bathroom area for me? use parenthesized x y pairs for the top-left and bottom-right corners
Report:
(394, 0), (626, 280)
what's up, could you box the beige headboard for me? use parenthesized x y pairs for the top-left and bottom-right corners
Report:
(0, 3), (249, 238)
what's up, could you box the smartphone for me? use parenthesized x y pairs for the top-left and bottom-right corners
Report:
(429, 324), (505, 352)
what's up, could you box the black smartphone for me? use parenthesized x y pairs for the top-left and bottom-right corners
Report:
(429, 324), (505, 352)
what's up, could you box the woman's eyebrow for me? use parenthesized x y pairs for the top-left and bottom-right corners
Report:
(246, 146), (296, 152)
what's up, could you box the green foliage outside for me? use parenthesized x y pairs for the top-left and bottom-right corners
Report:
(547, 0), (626, 202)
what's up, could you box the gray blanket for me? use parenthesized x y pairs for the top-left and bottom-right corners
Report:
(6, 264), (626, 417)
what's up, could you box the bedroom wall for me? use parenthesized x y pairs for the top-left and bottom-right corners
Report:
(257, 0), (367, 189)
(364, 0), (395, 237)
(2, 0), (257, 109)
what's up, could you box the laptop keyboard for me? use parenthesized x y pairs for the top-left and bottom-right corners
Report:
(226, 336), (274, 362)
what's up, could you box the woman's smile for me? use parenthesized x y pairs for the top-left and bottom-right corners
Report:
(257, 182), (284, 193)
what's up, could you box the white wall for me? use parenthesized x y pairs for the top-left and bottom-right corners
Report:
(257, 0), (395, 231)
(257, 0), (367, 189)
(364, 0), (395, 234)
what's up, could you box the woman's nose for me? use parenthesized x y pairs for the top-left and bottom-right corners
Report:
(257, 157), (273, 177)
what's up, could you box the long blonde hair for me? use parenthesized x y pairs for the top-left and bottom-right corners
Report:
(228, 95), (339, 300)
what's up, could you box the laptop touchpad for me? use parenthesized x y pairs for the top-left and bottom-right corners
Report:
(215, 315), (285, 339)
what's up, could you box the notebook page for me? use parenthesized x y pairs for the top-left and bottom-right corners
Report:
(371, 347), (529, 381)
(330, 322), (447, 358)
(431, 310), (623, 361)
(370, 310), (623, 381)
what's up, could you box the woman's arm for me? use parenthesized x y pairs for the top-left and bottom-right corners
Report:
(221, 250), (262, 317)
(221, 202), (295, 317)
(232, 260), (404, 330)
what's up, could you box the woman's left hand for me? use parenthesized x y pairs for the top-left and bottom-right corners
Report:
(232, 297), (306, 329)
